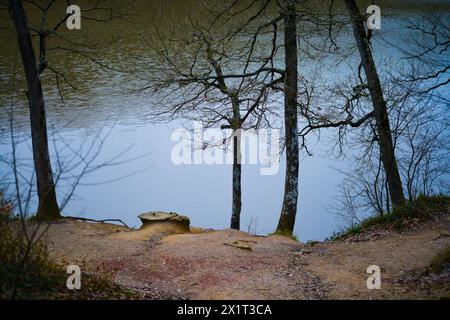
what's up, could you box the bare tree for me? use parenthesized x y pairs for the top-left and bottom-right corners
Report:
(343, 0), (406, 208)
(330, 93), (449, 225)
(167, 0), (343, 235)
(9, 0), (60, 220)
(287, 1), (448, 225)
(400, 117), (449, 200)
(147, 8), (284, 230)
(323, 48), (449, 225)
(7, 0), (130, 220)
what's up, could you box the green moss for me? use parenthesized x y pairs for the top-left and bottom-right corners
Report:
(429, 246), (450, 274)
(329, 194), (450, 241)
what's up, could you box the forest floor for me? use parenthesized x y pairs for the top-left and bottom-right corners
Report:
(44, 213), (450, 300)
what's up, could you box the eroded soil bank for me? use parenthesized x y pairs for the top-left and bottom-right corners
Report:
(44, 215), (450, 299)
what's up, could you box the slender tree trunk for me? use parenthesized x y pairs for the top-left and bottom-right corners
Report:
(276, 2), (299, 235)
(231, 132), (242, 230)
(344, 0), (406, 208)
(230, 95), (242, 230)
(9, 0), (61, 220)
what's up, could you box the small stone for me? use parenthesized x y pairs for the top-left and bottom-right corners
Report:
(224, 240), (253, 251)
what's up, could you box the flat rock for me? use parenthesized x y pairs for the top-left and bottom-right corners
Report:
(138, 212), (190, 234)
(224, 240), (253, 251)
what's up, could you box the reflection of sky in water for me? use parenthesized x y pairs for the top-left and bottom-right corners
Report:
(59, 122), (349, 241)
(0, 112), (349, 241)
(0, 1), (448, 241)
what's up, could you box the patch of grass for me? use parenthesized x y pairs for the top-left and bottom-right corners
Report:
(329, 194), (450, 241)
(268, 231), (299, 242)
(429, 246), (450, 274)
(306, 240), (320, 246)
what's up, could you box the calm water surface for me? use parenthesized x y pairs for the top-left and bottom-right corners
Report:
(0, 0), (448, 241)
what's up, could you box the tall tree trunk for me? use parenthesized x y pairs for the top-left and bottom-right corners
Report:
(276, 2), (299, 235)
(230, 95), (242, 230)
(344, 0), (406, 208)
(9, 0), (61, 220)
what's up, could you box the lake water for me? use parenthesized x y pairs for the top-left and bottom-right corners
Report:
(0, 0), (448, 241)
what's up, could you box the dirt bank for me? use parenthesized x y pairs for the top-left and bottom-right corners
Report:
(44, 214), (450, 299)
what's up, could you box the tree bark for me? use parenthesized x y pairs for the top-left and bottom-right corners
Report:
(344, 0), (406, 208)
(230, 95), (242, 230)
(276, 2), (299, 235)
(9, 0), (61, 220)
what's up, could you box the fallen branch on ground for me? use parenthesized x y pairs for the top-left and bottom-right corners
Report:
(64, 216), (130, 228)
